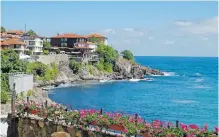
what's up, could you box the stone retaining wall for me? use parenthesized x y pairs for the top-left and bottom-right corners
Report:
(7, 115), (117, 137)
(32, 54), (69, 65)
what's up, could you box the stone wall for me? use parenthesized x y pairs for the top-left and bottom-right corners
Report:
(7, 115), (117, 137)
(32, 54), (69, 65)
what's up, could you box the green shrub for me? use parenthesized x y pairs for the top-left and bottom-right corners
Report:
(1, 91), (8, 104)
(26, 62), (58, 82)
(25, 50), (32, 55)
(121, 50), (134, 61)
(104, 62), (113, 73)
(27, 90), (33, 97)
(43, 50), (49, 55)
(69, 60), (82, 74)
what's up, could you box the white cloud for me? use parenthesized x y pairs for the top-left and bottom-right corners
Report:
(163, 40), (175, 45)
(175, 16), (218, 34)
(102, 29), (116, 34)
(124, 28), (135, 31)
(174, 21), (193, 27)
(96, 16), (217, 57)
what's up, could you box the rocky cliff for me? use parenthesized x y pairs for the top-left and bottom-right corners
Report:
(113, 58), (164, 79)
(35, 58), (163, 87)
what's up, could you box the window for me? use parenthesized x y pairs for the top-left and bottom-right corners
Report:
(40, 41), (43, 46)
(29, 41), (35, 45)
(14, 45), (20, 48)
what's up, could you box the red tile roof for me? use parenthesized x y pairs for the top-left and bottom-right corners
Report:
(86, 33), (106, 38)
(0, 38), (25, 46)
(6, 30), (24, 35)
(51, 33), (85, 38)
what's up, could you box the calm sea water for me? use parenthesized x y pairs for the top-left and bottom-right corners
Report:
(49, 56), (218, 128)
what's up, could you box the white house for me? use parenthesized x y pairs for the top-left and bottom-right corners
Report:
(8, 73), (33, 94)
(23, 37), (43, 55)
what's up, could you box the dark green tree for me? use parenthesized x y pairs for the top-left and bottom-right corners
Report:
(121, 50), (134, 61)
(1, 26), (6, 33)
(26, 29), (37, 37)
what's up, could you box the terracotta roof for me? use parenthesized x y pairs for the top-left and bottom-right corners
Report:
(86, 33), (106, 38)
(6, 30), (24, 35)
(51, 33), (85, 38)
(0, 41), (9, 46)
(0, 38), (25, 46)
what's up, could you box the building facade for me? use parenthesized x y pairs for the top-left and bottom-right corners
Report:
(0, 38), (27, 55)
(23, 36), (43, 55)
(50, 33), (87, 48)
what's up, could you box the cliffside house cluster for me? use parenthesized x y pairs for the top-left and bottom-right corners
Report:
(1, 30), (107, 63)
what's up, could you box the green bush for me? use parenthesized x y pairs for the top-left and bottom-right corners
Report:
(104, 62), (113, 73)
(25, 50), (32, 55)
(121, 50), (134, 61)
(96, 43), (118, 64)
(1, 91), (8, 104)
(27, 90), (33, 97)
(26, 62), (58, 81)
(43, 41), (51, 50)
(43, 50), (49, 55)
(69, 60), (82, 74)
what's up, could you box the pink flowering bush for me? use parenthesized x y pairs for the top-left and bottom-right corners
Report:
(15, 100), (218, 137)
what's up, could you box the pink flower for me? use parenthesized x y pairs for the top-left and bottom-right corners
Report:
(122, 128), (128, 133)
(189, 124), (199, 130)
(180, 123), (188, 132)
(215, 127), (218, 133)
(116, 135), (121, 137)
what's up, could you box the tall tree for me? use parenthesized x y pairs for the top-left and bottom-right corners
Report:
(1, 26), (6, 33)
(26, 29), (37, 37)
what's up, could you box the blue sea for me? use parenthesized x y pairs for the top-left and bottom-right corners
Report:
(49, 56), (218, 129)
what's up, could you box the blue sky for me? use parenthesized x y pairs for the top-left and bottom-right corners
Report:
(2, 1), (218, 56)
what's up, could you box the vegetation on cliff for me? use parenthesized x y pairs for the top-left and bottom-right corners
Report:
(26, 62), (58, 81)
(121, 50), (134, 61)
(69, 60), (82, 74)
(1, 49), (59, 103)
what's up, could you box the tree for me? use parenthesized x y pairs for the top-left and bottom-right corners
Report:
(43, 41), (51, 50)
(1, 26), (6, 33)
(96, 43), (118, 64)
(26, 29), (37, 37)
(1, 49), (27, 73)
(121, 50), (134, 61)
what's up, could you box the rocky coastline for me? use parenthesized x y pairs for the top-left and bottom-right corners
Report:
(34, 58), (164, 87)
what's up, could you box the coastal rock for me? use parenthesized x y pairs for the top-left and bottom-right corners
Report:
(114, 58), (164, 79)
